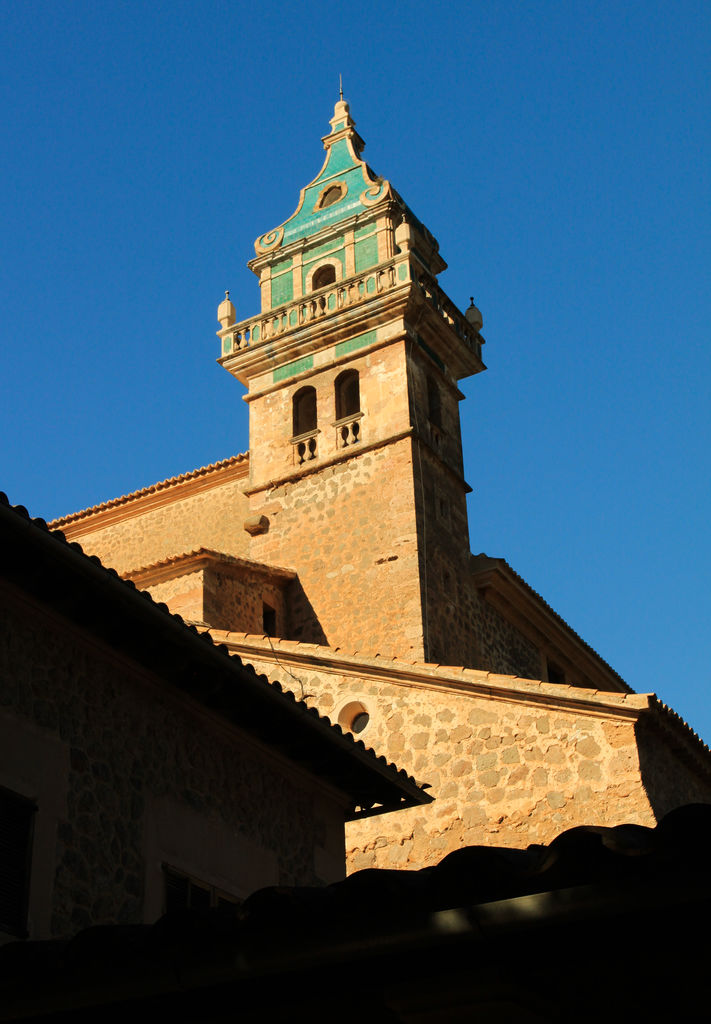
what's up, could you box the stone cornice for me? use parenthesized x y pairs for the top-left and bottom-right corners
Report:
(208, 631), (651, 723)
(219, 274), (412, 387)
(244, 427), (414, 496)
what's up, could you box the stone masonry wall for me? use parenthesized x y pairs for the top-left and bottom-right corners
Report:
(474, 596), (543, 678)
(248, 343), (412, 492)
(403, 436), (542, 677)
(56, 477), (250, 575)
(633, 714), (711, 818)
(247, 341), (430, 658)
(143, 565), (288, 636)
(405, 343), (466, 480)
(228, 639), (711, 872)
(249, 437), (425, 658)
(0, 590), (345, 938)
(204, 567), (288, 636)
(143, 569), (206, 622)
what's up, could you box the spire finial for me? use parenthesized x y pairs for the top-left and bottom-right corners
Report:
(326, 82), (362, 154)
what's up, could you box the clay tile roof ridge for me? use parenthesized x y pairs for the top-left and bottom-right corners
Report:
(651, 695), (711, 757)
(48, 452), (250, 526)
(221, 634), (425, 667)
(124, 548), (296, 580)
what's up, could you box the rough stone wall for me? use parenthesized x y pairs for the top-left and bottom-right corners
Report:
(474, 596), (543, 678)
(140, 565), (288, 635)
(143, 569), (206, 622)
(249, 438), (425, 657)
(248, 343), (412, 492)
(634, 715), (711, 818)
(203, 568), (287, 635)
(0, 592), (345, 938)
(246, 341), (428, 657)
(405, 344), (466, 480)
(402, 436), (542, 676)
(232, 642), (711, 871)
(413, 440), (478, 669)
(57, 477), (250, 574)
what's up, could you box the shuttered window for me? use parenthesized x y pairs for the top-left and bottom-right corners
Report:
(0, 788), (35, 937)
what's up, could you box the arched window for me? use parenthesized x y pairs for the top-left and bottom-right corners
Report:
(321, 186), (341, 208)
(292, 385), (317, 437)
(335, 370), (360, 421)
(312, 264), (337, 290)
(426, 375), (442, 428)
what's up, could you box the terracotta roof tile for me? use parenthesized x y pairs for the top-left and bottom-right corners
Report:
(123, 548), (296, 582)
(49, 453), (250, 527)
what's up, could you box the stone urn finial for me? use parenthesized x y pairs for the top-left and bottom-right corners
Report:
(465, 297), (483, 332)
(217, 289), (236, 328)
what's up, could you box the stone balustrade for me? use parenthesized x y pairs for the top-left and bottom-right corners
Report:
(412, 269), (483, 362)
(220, 255), (483, 363)
(221, 255), (411, 357)
(291, 431), (318, 465)
(335, 415), (362, 449)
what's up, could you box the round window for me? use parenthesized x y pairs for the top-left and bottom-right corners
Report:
(338, 701), (370, 735)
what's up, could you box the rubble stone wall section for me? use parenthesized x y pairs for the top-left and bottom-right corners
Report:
(204, 568), (287, 635)
(632, 714), (711, 819)
(409, 439), (542, 677)
(143, 569), (206, 623)
(249, 438), (426, 658)
(233, 642), (711, 871)
(54, 477), (251, 575)
(144, 566), (288, 636)
(0, 595), (345, 939)
(475, 596), (543, 679)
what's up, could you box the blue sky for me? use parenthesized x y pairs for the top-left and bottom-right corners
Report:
(2, 2), (710, 740)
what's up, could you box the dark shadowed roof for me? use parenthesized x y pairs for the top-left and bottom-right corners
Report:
(2, 804), (710, 1022)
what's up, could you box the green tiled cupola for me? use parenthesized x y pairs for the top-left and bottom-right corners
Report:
(246, 96), (445, 315)
(253, 99), (390, 256)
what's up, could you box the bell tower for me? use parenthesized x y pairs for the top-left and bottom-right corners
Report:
(218, 98), (486, 663)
